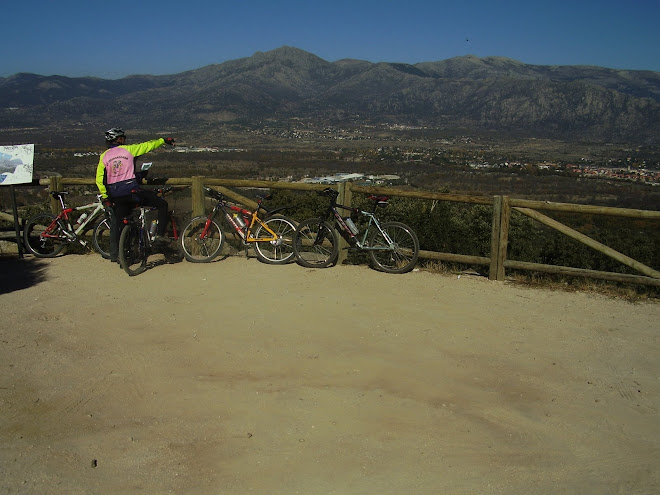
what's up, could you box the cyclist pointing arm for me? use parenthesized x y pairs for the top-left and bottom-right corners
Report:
(95, 127), (175, 263)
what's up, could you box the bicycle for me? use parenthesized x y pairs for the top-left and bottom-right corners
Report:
(23, 191), (112, 259)
(180, 186), (296, 264)
(293, 187), (420, 274)
(118, 187), (184, 276)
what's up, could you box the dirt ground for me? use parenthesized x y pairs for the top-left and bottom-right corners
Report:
(0, 252), (658, 495)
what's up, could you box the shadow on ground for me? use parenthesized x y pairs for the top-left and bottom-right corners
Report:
(0, 256), (48, 294)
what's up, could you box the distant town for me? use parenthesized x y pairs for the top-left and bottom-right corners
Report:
(71, 143), (660, 187)
(467, 160), (660, 185)
(299, 172), (403, 185)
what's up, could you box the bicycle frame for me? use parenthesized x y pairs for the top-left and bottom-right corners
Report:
(201, 188), (284, 244)
(120, 186), (182, 239)
(126, 205), (179, 247)
(320, 191), (396, 251)
(70, 201), (106, 236)
(44, 193), (106, 244)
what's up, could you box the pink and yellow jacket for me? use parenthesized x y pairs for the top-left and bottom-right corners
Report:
(96, 138), (165, 199)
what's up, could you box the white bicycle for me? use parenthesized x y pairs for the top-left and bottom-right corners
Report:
(23, 191), (112, 258)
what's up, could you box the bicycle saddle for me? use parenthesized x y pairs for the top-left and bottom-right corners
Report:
(368, 195), (388, 201)
(368, 195), (389, 205)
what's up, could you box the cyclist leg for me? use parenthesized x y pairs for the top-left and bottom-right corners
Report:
(110, 197), (134, 261)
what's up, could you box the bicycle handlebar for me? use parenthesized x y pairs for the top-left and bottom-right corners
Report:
(319, 187), (339, 197)
(204, 186), (224, 201)
(151, 185), (187, 196)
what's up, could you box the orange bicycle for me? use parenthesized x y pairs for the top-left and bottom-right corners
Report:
(180, 187), (296, 264)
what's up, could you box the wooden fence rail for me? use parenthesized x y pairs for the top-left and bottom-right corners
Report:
(11, 176), (660, 287)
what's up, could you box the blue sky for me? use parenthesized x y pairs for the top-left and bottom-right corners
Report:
(3, 0), (659, 78)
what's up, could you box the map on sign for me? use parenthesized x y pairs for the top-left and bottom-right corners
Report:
(0, 144), (34, 185)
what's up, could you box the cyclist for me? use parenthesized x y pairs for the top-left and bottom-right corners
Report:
(95, 127), (175, 263)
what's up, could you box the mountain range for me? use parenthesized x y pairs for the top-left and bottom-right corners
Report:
(1, 46), (659, 144)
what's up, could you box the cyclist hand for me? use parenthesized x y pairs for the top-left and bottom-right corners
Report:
(162, 137), (175, 146)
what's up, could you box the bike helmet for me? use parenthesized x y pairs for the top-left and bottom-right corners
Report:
(105, 127), (126, 142)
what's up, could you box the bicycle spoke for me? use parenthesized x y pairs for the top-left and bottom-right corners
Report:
(253, 216), (296, 264)
(181, 216), (224, 262)
(119, 223), (148, 275)
(23, 213), (67, 258)
(92, 216), (112, 259)
(368, 222), (419, 274)
(293, 219), (339, 268)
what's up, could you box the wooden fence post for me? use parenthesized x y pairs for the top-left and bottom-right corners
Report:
(489, 195), (511, 281)
(336, 182), (353, 265)
(191, 176), (205, 217)
(49, 176), (62, 214)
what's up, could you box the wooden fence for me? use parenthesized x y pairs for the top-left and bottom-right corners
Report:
(7, 175), (660, 287)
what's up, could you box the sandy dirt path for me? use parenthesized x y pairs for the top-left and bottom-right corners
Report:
(1, 253), (659, 494)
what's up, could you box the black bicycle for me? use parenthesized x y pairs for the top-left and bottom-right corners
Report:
(293, 188), (419, 274)
(118, 187), (184, 276)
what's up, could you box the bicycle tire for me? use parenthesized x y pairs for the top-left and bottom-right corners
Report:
(119, 223), (148, 276)
(367, 221), (419, 274)
(253, 215), (296, 264)
(23, 212), (68, 258)
(293, 218), (339, 268)
(92, 215), (111, 259)
(180, 216), (224, 262)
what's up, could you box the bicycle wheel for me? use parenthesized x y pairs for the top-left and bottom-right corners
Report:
(23, 212), (68, 258)
(293, 218), (339, 268)
(253, 215), (296, 264)
(180, 216), (224, 262)
(367, 221), (419, 274)
(92, 215), (111, 259)
(119, 223), (148, 276)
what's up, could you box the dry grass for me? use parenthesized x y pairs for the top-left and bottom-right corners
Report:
(419, 260), (659, 303)
(507, 272), (659, 303)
